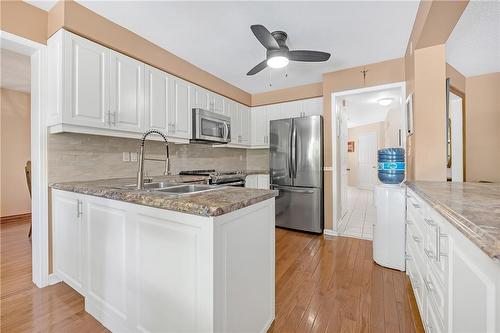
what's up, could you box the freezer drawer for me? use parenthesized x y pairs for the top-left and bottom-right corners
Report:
(272, 185), (323, 233)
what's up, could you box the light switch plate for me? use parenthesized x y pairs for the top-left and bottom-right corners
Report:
(130, 152), (138, 162)
(122, 152), (130, 162)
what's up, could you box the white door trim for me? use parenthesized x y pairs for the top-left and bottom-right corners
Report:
(1, 30), (49, 287)
(331, 81), (406, 234)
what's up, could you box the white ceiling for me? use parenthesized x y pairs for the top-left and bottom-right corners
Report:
(446, 0), (500, 77)
(1, 48), (31, 93)
(340, 87), (402, 128)
(26, 1), (419, 94)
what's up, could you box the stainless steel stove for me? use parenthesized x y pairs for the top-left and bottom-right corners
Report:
(179, 169), (246, 187)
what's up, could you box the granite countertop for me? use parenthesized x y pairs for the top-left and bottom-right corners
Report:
(406, 181), (500, 262)
(50, 175), (278, 217)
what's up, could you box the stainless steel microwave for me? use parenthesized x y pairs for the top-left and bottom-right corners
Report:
(191, 108), (231, 144)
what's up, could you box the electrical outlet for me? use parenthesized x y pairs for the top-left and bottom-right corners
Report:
(122, 152), (130, 162)
(130, 152), (138, 162)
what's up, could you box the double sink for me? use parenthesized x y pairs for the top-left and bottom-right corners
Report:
(117, 181), (219, 196)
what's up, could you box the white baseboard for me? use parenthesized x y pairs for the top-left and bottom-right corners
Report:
(48, 273), (62, 285)
(323, 229), (337, 236)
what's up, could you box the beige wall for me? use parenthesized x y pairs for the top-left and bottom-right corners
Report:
(47, 133), (248, 183)
(322, 57), (405, 230)
(251, 82), (323, 107)
(0, 0), (48, 45)
(347, 122), (385, 187)
(1, 88), (31, 217)
(413, 45), (447, 181)
(465, 72), (500, 182)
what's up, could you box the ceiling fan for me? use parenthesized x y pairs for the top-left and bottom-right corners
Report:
(247, 24), (331, 76)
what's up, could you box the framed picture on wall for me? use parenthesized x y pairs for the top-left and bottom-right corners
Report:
(406, 93), (414, 135)
(347, 141), (355, 152)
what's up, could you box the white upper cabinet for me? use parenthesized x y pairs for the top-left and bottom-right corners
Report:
(109, 50), (145, 132)
(169, 78), (191, 139)
(209, 93), (224, 115)
(63, 31), (110, 128)
(190, 85), (210, 110)
(145, 66), (170, 132)
(227, 100), (240, 144)
(251, 106), (269, 147)
(239, 105), (251, 145)
(280, 100), (303, 118)
(302, 97), (323, 117)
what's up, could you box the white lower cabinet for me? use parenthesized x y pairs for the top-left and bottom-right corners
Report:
(245, 174), (270, 189)
(406, 189), (500, 333)
(52, 191), (85, 295)
(52, 189), (275, 333)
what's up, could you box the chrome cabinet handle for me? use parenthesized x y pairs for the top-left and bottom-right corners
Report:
(76, 199), (83, 218)
(406, 219), (414, 225)
(411, 202), (420, 209)
(405, 254), (412, 261)
(412, 235), (421, 243)
(436, 227), (448, 262)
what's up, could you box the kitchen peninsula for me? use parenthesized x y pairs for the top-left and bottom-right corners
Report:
(50, 176), (278, 333)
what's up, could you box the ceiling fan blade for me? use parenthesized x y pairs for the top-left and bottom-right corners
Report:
(289, 50), (331, 62)
(251, 25), (280, 50)
(247, 59), (268, 76)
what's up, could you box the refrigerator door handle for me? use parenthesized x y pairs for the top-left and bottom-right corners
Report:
(291, 121), (297, 178)
(289, 122), (294, 179)
(271, 185), (315, 194)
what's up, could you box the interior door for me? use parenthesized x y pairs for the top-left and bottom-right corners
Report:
(339, 106), (349, 218)
(357, 132), (378, 190)
(269, 119), (292, 186)
(293, 116), (323, 188)
(110, 51), (144, 132)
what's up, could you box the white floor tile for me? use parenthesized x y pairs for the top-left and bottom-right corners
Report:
(337, 186), (375, 241)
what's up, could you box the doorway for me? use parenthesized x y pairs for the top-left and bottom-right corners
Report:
(447, 86), (466, 182)
(332, 82), (406, 240)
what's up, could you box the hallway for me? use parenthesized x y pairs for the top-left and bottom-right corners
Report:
(337, 186), (376, 240)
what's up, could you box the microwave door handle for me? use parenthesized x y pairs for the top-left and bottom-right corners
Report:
(223, 122), (229, 140)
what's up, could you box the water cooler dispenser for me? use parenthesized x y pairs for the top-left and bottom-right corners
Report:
(373, 148), (406, 271)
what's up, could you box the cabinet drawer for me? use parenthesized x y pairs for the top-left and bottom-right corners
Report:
(425, 269), (446, 326)
(422, 215), (449, 289)
(407, 251), (425, 314)
(425, 293), (445, 333)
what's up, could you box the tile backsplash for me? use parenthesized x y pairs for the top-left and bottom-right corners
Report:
(246, 149), (269, 171)
(48, 133), (249, 183)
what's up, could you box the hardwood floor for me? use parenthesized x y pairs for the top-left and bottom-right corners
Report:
(1, 217), (423, 332)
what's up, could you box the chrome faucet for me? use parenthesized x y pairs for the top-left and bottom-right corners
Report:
(137, 129), (170, 190)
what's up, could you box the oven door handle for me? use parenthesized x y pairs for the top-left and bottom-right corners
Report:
(216, 180), (246, 186)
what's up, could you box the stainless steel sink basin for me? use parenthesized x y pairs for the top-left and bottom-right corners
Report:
(121, 181), (179, 190)
(156, 184), (217, 195)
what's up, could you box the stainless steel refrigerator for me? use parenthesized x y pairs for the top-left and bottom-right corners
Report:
(270, 115), (323, 233)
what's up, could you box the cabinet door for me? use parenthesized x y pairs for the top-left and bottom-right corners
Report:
(239, 104), (251, 145)
(52, 190), (85, 294)
(227, 100), (240, 143)
(257, 175), (270, 189)
(209, 93), (224, 115)
(170, 78), (191, 139)
(280, 100), (302, 119)
(302, 98), (323, 117)
(266, 104), (282, 121)
(245, 175), (258, 189)
(64, 32), (109, 128)
(251, 106), (269, 146)
(191, 85), (209, 110)
(85, 197), (128, 322)
(110, 51), (145, 132)
(145, 66), (170, 133)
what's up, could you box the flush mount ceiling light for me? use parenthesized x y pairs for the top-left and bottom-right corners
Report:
(378, 98), (393, 106)
(267, 56), (289, 69)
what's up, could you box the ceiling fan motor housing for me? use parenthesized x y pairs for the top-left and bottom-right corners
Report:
(267, 31), (289, 58)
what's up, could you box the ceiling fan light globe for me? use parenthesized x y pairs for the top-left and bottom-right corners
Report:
(267, 56), (289, 69)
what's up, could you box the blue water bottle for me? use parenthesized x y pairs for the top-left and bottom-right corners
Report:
(378, 148), (405, 184)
